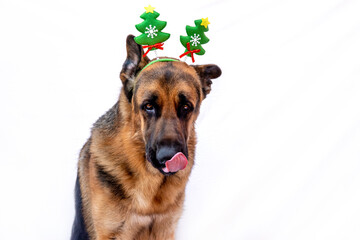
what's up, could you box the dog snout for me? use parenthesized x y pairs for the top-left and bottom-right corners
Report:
(156, 140), (183, 164)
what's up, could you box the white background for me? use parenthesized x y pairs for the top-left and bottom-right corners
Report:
(1, 0), (360, 239)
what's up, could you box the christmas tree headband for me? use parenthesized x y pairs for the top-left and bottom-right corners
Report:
(134, 5), (211, 63)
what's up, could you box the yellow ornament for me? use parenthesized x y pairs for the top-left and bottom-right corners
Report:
(144, 5), (155, 13)
(201, 17), (210, 28)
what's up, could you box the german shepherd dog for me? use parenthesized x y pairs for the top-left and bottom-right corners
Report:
(71, 35), (221, 240)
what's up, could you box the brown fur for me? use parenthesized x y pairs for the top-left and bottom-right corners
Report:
(74, 35), (221, 240)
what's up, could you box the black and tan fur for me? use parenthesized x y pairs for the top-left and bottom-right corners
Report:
(71, 35), (221, 240)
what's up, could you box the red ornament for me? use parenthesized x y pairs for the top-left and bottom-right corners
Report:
(142, 42), (165, 57)
(179, 42), (201, 63)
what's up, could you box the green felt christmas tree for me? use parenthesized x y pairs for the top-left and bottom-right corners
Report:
(180, 18), (210, 62)
(134, 5), (170, 49)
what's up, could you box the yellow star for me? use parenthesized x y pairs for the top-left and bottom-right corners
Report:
(144, 5), (155, 13)
(201, 17), (210, 28)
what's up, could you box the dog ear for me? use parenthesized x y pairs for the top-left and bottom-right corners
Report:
(192, 64), (222, 98)
(120, 35), (150, 102)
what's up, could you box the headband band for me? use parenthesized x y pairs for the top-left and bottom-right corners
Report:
(140, 58), (179, 72)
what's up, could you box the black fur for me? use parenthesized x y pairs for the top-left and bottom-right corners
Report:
(71, 175), (89, 240)
(120, 161), (134, 178)
(96, 163), (128, 199)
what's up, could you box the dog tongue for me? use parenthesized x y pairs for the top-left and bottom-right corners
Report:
(162, 152), (188, 173)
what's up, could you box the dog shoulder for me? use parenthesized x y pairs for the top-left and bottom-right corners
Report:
(92, 102), (121, 135)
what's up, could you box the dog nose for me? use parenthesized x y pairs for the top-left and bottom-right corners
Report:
(156, 144), (181, 165)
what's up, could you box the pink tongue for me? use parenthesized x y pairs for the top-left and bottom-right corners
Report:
(162, 152), (188, 173)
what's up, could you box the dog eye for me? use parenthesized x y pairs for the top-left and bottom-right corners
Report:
(144, 103), (154, 111)
(143, 103), (156, 115)
(182, 104), (190, 112)
(181, 104), (192, 114)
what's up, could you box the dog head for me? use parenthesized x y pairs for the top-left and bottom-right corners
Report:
(120, 35), (221, 175)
